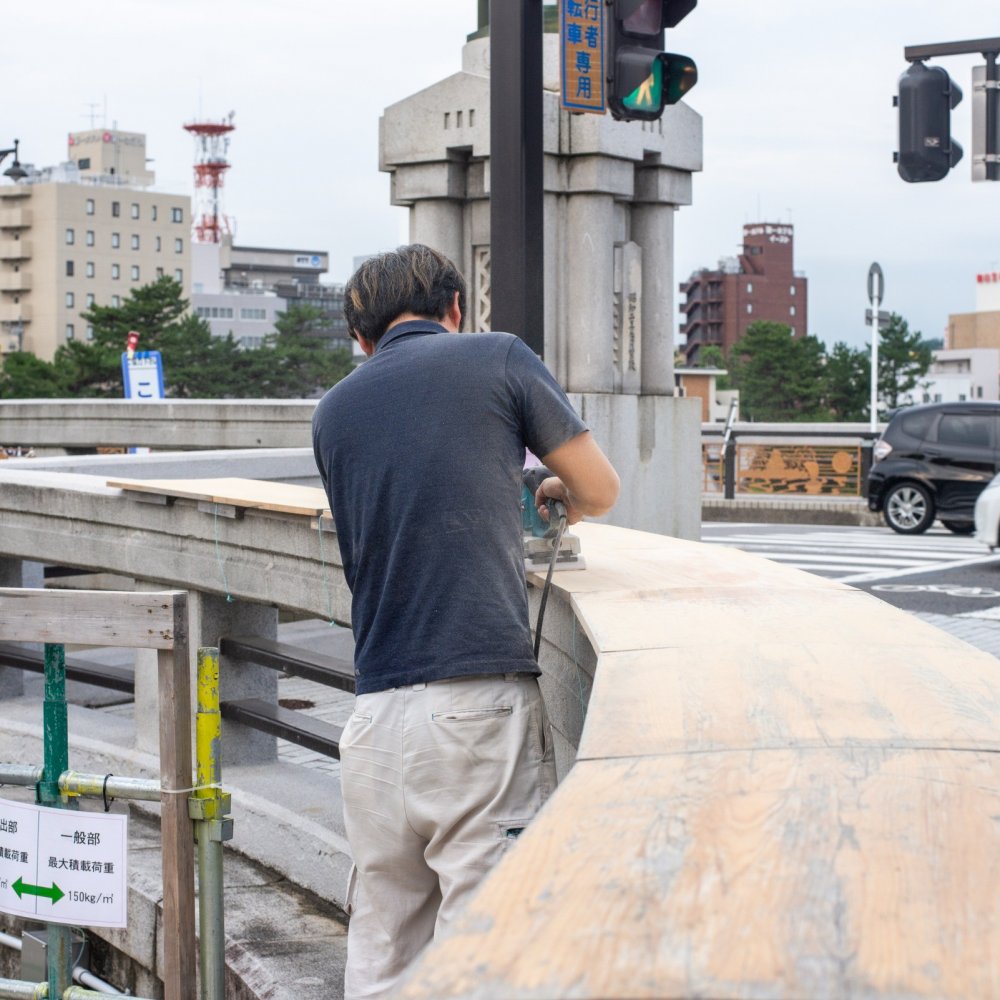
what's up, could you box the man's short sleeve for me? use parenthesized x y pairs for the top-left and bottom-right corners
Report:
(505, 338), (587, 459)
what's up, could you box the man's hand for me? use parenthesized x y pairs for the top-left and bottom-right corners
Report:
(535, 477), (583, 525)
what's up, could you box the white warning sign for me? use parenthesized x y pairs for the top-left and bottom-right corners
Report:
(0, 797), (128, 928)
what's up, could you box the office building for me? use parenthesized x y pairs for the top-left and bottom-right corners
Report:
(680, 223), (808, 365)
(0, 129), (190, 360)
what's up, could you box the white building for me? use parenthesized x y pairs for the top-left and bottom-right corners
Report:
(902, 347), (1000, 405)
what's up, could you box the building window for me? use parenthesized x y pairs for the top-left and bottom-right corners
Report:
(65, 228), (75, 245)
(171, 207), (183, 223)
(111, 201), (120, 217)
(86, 230), (95, 247)
(65, 324), (75, 340)
(86, 293), (95, 307)
(240, 307), (267, 320)
(131, 265), (140, 281)
(131, 203), (140, 219)
(790, 285), (796, 295)
(746, 304), (753, 314)
(65, 260), (74, 277)
(131, 234), (140, 250)
(151, 205), (158, 221)
(111, 264), (120, 280)
(111, 233), (120, 249)
(746, 282), (753, 293)
(156, 267), (164, 278)
(175, 268), (183, 282)
(111, 295), (121, 307)
(65, 292), (74, 308)
(174, 238), (183, 253)
(790, 305), (796, 316)
(978, 386), (984, 398)
(155, 236), (162, 252)
(85, 198), (95, 216)
(85, 261), (95, 278)
(85, 326), (94, 340)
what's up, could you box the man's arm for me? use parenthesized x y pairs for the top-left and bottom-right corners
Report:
(536, 431), (620, 525)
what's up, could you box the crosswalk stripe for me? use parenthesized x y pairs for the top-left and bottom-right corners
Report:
(700, 526), (999, 582)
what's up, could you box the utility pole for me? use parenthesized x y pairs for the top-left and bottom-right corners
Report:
(489, 0), (544, 356)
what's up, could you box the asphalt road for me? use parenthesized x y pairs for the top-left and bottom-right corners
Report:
(700, 522), (1000, 618)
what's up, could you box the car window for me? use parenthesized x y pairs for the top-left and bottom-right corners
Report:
(899, 410), (936, 439)
(937, 413), (991, 448)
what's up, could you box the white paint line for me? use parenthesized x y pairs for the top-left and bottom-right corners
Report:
(838, 553), (1000, 585)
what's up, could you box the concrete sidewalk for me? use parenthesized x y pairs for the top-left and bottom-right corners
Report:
(702, 494), (882, 526)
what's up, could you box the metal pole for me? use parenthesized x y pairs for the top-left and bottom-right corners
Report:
(39, 645), (75, 1000)
(986, 51), (999, 182)
(194, 647), (227, 1000)
(870, 298), (880, 434)
(490, 0), (545, 355)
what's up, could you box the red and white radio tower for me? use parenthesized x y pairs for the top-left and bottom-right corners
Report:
(183, 111), (235, 244)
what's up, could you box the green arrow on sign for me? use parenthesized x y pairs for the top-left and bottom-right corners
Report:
(12, 877), (64, 904)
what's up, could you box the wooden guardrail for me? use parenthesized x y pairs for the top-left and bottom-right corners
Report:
(0, 589), (196, 1000)
(397, 522), (1000, 999)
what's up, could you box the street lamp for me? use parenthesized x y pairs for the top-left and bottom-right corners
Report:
(0, 139), (27, 182)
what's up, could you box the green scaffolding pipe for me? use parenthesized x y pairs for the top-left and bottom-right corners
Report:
(39, 644), (75, 1000)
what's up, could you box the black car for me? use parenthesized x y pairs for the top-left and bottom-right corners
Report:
(867, 401), (1000, 534)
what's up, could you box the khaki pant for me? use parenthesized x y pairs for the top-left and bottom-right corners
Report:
(340, 673), (556, 999)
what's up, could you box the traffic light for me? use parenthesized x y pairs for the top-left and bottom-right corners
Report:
(607, 0), (698, 122)
(895, 61), (963, 182)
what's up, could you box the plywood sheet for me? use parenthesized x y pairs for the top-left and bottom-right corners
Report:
(399, 749), (1000, 999)
(107, 477), (329, 516)
(539, 523), (854, 595)
(567, 585), (967, 655)
(576, 641), (1000, 760)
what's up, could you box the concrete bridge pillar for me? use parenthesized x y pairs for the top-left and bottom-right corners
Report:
(197, 593), (279, 765)
(0, 558), (26, 698)
(133, 588), (279, 764)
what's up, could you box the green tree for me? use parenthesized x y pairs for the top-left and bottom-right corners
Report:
(727, 322), (827, 421)
(877, 312), (932, 410)
(251, 305), (354, 398)
(0, 352), (67, 398)
(52, 276), (250, 398)
(695, 344), (731, 389)
(822, 341), (870, 422)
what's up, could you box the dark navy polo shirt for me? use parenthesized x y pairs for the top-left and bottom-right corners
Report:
(311, 320), (587, 694)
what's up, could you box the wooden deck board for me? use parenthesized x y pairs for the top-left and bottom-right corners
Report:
(107, 476), (329, 516)
(399, 749), (1000, 1000)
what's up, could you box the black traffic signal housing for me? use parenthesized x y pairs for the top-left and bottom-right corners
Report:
(895, 61), (963, 182)
(607, 0), (698, 122)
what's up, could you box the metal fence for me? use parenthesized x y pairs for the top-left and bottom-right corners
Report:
(702, 424), (879, 499)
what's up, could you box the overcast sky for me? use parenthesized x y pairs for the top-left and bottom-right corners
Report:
(8, 1), (998, 350)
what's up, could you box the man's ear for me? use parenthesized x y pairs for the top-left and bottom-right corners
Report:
(355, 334), (377, 357)
(444, 291), (463, 333)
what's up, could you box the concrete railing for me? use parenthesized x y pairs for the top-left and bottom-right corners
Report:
(1, 465), (998, 998)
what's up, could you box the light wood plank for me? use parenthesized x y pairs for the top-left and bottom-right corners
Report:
(157, 594), (197, 1000)
(576, 641), (1000, 760)
(107, 476), (329, 516)
(567, 585), (968, 655)
(0, 588), (183, 648)
(399, 750), (1000, 999)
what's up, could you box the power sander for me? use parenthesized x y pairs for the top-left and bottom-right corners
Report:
(521, 466), (585, 572)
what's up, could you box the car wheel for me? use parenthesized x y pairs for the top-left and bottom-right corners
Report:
(883, 482), (935, 534)
(941, 520), (975, 535)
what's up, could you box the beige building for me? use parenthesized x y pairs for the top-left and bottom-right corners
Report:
(0, 129), (190, 361)
(947, 268), (1000, 354)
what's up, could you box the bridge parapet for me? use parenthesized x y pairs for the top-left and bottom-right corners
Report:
(1, 467), (998, 998)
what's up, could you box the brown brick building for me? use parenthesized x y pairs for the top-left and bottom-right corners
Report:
(680, 223), (808, 365)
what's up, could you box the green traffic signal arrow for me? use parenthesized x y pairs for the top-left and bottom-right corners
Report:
(12, 876), (64, 904)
